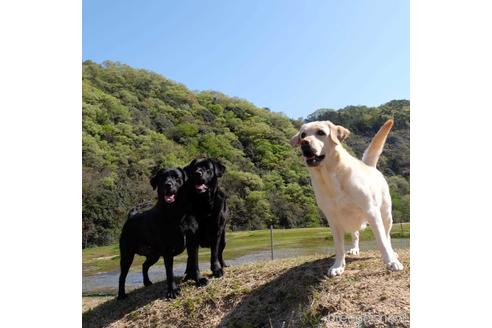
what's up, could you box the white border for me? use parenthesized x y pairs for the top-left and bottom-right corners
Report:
(412, 0), (492, 326)
(2, 0), (492, 326)
(0, 0), (81, 326)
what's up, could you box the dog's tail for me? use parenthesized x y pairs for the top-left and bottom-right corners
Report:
(362, 119), (394, 167)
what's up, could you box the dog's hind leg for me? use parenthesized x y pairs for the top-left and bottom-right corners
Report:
(380, 201), (393, 241)
(367, 207), (403, 271)
(218, 230), (228, 268)
(142, 254), (160, 287)
(381, 204), (399, 259)
(118, 251), (135, 300)
(347, 231), (360, 256)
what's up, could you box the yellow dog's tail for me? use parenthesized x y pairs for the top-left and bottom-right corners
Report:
(362, 119), (394, 167)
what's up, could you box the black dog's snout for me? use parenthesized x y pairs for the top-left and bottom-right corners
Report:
(301, 139), (309, 146)
(164, 181), (172, 188)
(195, 170), (203, 177)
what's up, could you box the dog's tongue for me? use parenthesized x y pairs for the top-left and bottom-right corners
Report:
(164, 194), (175, 203)
(195, 184), (207, 192)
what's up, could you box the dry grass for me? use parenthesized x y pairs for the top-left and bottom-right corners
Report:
(83, 296), (113, 313)
(83, 249), (409, 328)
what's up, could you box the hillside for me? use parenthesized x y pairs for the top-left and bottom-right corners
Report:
(82, 61), (410, 247)
(306, 100), (410, 178)
(82, 250), (410, 328)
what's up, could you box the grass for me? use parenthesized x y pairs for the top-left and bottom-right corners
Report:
(83, 249), (410, 328)
(83, 224), (409, 276)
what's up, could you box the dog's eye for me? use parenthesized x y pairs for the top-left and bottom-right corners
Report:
(301, 132), (306, 138)
(316, 130), (326, 136)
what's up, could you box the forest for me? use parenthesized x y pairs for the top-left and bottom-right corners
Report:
(82, 61), (410, 247)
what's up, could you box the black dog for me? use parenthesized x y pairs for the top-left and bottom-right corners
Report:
(183, 158), (228, 285)
(118, 168), (189, 300)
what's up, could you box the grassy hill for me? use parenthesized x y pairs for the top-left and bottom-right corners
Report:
(83, 249), (410, 328)
(82, 61), (410, 247)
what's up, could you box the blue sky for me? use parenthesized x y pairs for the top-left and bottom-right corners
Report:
(83, 0), (409, 119)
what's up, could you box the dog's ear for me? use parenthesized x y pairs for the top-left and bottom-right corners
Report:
(326, 121), (350, 145)
(289, 131), (301, 147)
(213, 161), (226, 177)
(150, 170), (163, 190)
(336, 125), (350, 142)
(183, 159), (197, 176)
(178, 167), (188, 182)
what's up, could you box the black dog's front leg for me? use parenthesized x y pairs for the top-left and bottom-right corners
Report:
(184, 238), (208, 287)
(163, 253), (179, 299)
(210, 225), (225, 278)
(210, 199), (227, 278)
(218, 229), (227, 268)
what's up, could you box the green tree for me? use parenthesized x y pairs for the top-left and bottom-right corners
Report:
(82, 61), (409, 246)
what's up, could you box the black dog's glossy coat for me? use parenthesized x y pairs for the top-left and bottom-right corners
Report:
(183, 158), (228, 285)
(118, 168), (189, 300)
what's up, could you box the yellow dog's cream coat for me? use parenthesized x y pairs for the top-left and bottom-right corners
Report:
(291, 119), (403, 277)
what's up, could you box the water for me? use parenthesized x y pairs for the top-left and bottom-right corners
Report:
(82, 238), (409, 294)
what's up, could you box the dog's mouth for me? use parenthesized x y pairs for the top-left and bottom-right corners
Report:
(194, 183), (208, 193)
(164, 194), (176, 203)
(304, 154), (326, 167)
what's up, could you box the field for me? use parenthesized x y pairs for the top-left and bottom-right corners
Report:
(83, 224), (409, 276)
(83, 249), (410, 327)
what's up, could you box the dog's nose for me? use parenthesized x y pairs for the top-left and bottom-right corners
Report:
(164, 182), (172, 188)
(301, 139), (309, 146)
(195, 171), (202, 177)
(301, 142), (314, 155)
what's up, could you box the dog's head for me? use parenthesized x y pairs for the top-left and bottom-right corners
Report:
(150, 168), (188, 204)
(289, 121), (350, 167)
(184, 158), (225, 194)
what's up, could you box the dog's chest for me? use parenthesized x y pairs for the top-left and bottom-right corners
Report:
(311, 170), (348, 206)
(310, 169), (365, 231)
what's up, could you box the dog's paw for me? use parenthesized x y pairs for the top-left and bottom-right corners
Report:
(117, 293), (127, 300)
(327, 266), (345, 278)
(212, 268), (224, 278)
(196, 277), (209, 287)
(347, 247), (360, 256)
(166, 287), (180, 299)
(183, 273), (194, 282)
(386, 259), (404, 271)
